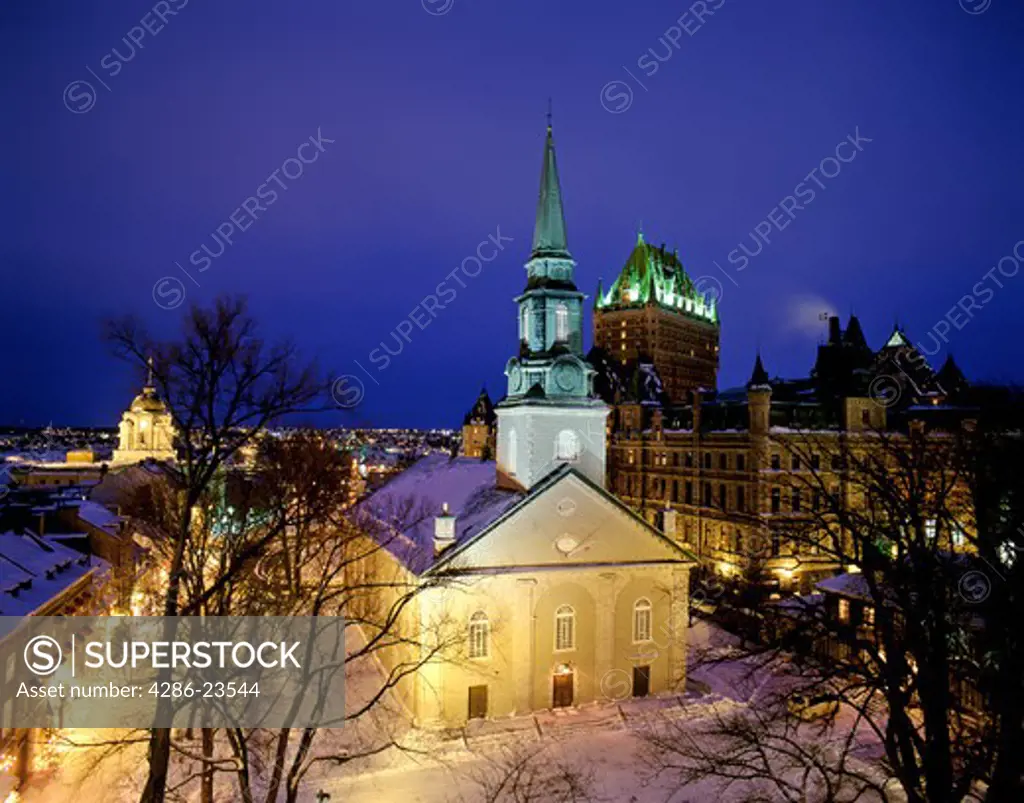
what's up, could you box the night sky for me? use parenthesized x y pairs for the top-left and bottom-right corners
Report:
(3, 0), (1023, 429)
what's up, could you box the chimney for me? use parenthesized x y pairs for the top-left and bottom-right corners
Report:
(434, 502), (456, 554)
(828, 316), (841, 345)
(662, 504), (678, 541)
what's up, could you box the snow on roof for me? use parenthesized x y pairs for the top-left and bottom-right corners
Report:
(353, 454), (523, 574)
(815, 572), (872, 600)
(75, 500), (124, 533)
(0, 530), (106, 617)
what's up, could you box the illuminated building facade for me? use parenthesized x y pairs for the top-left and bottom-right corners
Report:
(605, 315), (977, 594)
(593, 233), (720, 402)
(112, 361), (176, 465)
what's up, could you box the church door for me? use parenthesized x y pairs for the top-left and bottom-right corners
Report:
(468, 685), (488, 720)
(632, 665), (651, 698)
(552, 670), (574, 708)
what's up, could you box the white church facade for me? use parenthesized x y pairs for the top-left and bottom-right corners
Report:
(351, 122), (696, 726)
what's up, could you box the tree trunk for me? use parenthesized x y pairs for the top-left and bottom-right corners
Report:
(201, 728), (215, 803)
(140, 505), (194, 803)
(263, 728), (290, 803)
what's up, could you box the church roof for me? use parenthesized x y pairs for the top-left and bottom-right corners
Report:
(353, 453), (696, 576)
(594, 232), (718, 324)
(530, 123), (570, 260)
(352, 454), (524, 574)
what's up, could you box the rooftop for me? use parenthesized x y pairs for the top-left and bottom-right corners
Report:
(353, 453), (523, 574)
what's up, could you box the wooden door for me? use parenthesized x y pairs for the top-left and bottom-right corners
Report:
(552, 671), (574, 708)
(468, 685), (488, 720)
(632, 665), (651, 697)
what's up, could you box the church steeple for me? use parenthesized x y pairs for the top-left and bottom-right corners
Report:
(496, 118), (609, 492)
(531, 117), (570, 260)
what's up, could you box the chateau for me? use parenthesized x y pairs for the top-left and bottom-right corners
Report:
(599, 314), (977, 593)
(352, 122), (695, 726)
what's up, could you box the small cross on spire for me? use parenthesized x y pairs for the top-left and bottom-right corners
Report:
(546, 97), (552, 131)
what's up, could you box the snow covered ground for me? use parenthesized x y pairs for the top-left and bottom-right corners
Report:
(8, 619), (890, 802)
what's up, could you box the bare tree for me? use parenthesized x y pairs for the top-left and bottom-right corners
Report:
(106, 296), (325, 803)
(464, 741), (595, 803)
(642, 420), (1024, 803)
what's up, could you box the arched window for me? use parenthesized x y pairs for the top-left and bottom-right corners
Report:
(520, 306), (531, 343)
(555, 429), (580, 462)
(633, 598), (653, 643)
(507, 429), (518, 475)
(555, 605), (576, 651)
(555, 304), (569, 342)
(468, 611), (489, 659)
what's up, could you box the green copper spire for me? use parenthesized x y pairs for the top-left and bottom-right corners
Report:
(531, 119), (570, 259)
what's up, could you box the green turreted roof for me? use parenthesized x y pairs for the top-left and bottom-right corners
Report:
(595, 231), (718, 324)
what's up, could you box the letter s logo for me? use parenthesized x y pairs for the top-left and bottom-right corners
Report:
(24, 635), (63, 676)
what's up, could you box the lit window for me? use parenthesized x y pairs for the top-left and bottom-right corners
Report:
(507, 430), (518, 475)
(555, 304), (569, 342)
(863, 605), (875, 627)
(555, 605), (576, 651)
(925, 519), (937, 541)
(555, 430), (580, 462)
(633, 598), (652, 643)
(838, 599), (850, 623)
(468, 611), (489, 659)
(951, 523), (966, 548)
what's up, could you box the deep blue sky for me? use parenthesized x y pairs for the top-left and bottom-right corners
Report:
(2, 0), (1023, 428)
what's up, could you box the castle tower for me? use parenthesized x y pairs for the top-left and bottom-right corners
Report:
(495, 120), (609, 490)
(112, 358), (176, 464)
(461, 387), (496, 459)
(593, 230), (720, 401)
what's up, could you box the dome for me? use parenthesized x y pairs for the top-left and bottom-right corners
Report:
(130, 386), (168, 413)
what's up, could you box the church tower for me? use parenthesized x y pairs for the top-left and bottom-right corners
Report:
(113, 358), (176, 464)
(496, 120), (609, 491)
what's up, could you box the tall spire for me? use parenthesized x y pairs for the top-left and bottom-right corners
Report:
(531, 111), (570, 260)
(146, 355), (155, 388)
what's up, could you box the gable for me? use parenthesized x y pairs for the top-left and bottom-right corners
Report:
(427, 470), (694, 574)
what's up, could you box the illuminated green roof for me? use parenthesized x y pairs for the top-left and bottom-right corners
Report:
(594, 231), (718, 324)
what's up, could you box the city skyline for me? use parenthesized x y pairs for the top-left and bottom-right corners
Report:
(3, 0), (1024, 429)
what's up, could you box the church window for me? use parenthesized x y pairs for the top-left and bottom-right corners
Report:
(507, 430), (518, 475)
(555, 304), (569, 342)
(555, 429), (580, 462)
(633, 598), (653, 643)
(520, 306), (530, 343)
(555, 605), (576, 651)
(468, 611), (489, 659)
